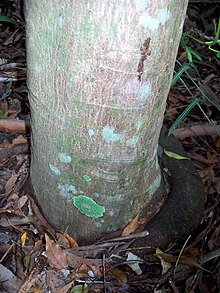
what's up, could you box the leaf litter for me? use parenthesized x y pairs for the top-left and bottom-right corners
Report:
(0, 1), (219, 292)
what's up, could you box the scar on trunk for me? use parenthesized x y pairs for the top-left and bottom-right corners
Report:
(137, 37), (151, 82)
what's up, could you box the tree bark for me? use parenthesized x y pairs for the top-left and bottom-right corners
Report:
(25, 0), (188, 244)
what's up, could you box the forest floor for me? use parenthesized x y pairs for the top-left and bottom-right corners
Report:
(0, 1), (219, 292)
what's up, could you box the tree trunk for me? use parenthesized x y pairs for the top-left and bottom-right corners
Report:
(25, 0), (188, 244)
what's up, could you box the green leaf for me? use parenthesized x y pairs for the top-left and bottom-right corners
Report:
(185, 46), (193, 63)
(168, 98), (199, 136)
(0, 15), (18, 26)
(164, 149), (189, 160)
(71, 285), (88, 293)
(216, 17), (220, 40)
(171, 64), (190, 87)
(185, 46), (202, 63)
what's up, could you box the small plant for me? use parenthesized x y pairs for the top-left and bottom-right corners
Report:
(183, 17), (220, 58)
(0, 15), (19, 26)
(168, 17), (220, 137)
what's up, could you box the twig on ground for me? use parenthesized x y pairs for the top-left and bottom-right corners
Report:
(173, 124), (220, 139)
(0, 118), (28, 133)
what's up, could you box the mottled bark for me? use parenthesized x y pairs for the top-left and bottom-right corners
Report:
(25, 0), (188, 244)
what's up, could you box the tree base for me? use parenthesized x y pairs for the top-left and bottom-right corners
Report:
(130, 127), (206, 249)
(25, 127), (205, 250)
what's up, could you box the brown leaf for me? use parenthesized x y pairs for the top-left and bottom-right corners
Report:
(207, 152), (218, 164)
(56, 232), (79, 249)
(4, 173), (17, 195)
(198, 165), (214, 179)
(0, 264), (22, 292)
(0, 144), (28, 161)
(45, 234), (68, 270)
(69, 263), (102, 280)
(29, 196), (55, 235)
(122, 213), (140, 236)
(109, 267), (128, 284)
(212, 177), (220, 193)
(17, 195), (29, 209)
(12, 135), (27, 145)
(56, 281), (74, 293)
(66, 251), (101, 269)
(156, 248), (212, 273)
(0, 216), (30, 227)
(66, 234), (79, 248)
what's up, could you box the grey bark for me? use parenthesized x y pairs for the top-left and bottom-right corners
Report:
(25, 0), (188, 244)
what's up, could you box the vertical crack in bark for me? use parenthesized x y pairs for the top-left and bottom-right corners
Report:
(137, 37), (151, 82)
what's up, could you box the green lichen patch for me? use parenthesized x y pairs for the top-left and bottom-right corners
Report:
(73, 195), (105, 218)
(83, 175), (92, 183)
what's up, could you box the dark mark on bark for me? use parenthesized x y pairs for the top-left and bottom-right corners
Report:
(137, 37), (151, 82)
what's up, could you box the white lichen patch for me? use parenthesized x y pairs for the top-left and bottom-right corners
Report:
(120, 154), (136, 163)
(57, 15), (63, 28)
(137, 82), (152, 100)
(94, 222), (102, 228)
(134, 0), (148, 10)
(135, 121), (142, 130)
(151, 146), (158, 162)
(102, 126), (121, 142)
(49, 164), (61, 176)
(156, 159), (160, 170)
(88, 129), (95, 137)
(139, 9), (171, 30)
(126, 136), (139, 147)
(58, 153), (72, 163)
(58, 183), (77, 198)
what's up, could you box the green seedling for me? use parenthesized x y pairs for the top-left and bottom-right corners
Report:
(0, 15), (19, 26)
(171, 64), (190, 87)
(169, 59), (220, 136)
(183, 17), (220, 58)
(168, 98), (199, 136)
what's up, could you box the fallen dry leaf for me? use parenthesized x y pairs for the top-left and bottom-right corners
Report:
(45, 233), (68, 270)
(0, 216), (30, 227)
(66, 234), (79, 248)
(4, 173), (17, 195)
(198, 165), (214, 179)
(56, 232), (79, 249)
(212, 177), (220, 193)
(56, 281), (74, 293)
(12, 135), (27, 145)
(156, 248), (211, 273)
(109, 267), (128, 284)
(69, 263), (102, 280)
(0, 263), (22, 292)
(17, 195), (29, 209)
(122, 212), (140, 236)
(29, 196), (55, 235)
(66, 251), (101, 270)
